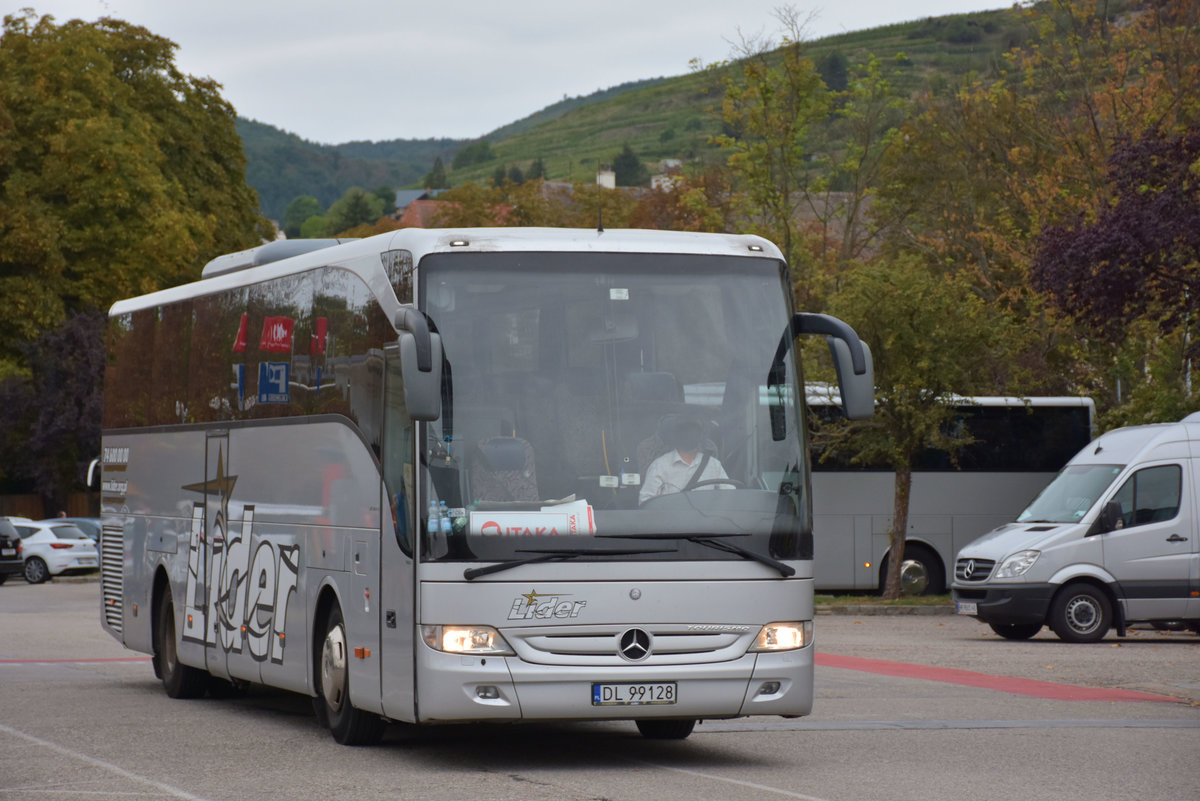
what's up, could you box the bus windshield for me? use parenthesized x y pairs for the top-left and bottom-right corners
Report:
(408, 251), (809, 568)
(1016, 464), (1123, 523)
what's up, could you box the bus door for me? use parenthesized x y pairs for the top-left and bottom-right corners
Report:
(203, 431), (233, 680)
(378, 347), (417, 721)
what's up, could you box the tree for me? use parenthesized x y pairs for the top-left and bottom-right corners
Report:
(372, 185), (396, 216)
(0, 11), (272, 378)
(822, 256), (1013, 598)
(527, 157), (547, 181)
(1032, 128), (1200, 422)
(424, 156), (449, 189)
(324, 186), (384, 235)
(612, 144), (648, 187)
(0, 310), (105, 511)
(713, 7), (831, 305)
(282, 195), (323, 238)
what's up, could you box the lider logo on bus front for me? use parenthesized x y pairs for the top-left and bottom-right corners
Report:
(507, 589), (587, 620)
(180, 456), (300, 664)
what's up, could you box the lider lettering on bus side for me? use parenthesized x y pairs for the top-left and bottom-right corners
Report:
(181, 498), (300, 664)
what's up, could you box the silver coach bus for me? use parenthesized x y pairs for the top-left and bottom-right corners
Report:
(809, 394), (1095, 595)
(99, 228), (873, 744)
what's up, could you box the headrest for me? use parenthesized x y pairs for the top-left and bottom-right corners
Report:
(626, 372), (682, 402)
(477, 437), (528, 471)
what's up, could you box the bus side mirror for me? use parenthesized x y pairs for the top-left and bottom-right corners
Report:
(828, 337), (874, 420)
(398, 331), (442, 421)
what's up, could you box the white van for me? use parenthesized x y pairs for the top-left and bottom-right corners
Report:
(952, 412), (1200, 642)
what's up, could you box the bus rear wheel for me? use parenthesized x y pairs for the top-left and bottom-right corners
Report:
(155, 589), (208, 699)
(316, 604), (385, 746)
(636, 719), (696, 740)
(881, 543), (945, 596)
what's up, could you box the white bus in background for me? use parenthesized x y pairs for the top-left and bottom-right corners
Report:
(808, 395), (1095, 595)
(98, 227), (874, 745)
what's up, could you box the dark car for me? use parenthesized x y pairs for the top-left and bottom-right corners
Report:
(0, 518), (23, 585)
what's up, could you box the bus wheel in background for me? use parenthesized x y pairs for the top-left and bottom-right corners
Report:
(316, 604), (385, 746)
(155, 589), (208, 698)
(1048, 583), (1111, 643)
(636, 719), (696, 740)
(23, 557), (50, 584)
(880, 543), (945, 596)
(987, 622), (1042, 640)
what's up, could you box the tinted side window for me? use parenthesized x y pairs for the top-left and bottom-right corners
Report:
(1111, 465), (1182, 528)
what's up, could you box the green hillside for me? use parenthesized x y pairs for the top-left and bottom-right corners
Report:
(241, 6), (1030, 216)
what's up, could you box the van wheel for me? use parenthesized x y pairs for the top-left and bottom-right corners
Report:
(315, 604), (385, 746)
(1049, 584), (1111, 643)
(636, 719), (696, 740)
(155, 589), (208, 698)
(988, 622), (1042, 640)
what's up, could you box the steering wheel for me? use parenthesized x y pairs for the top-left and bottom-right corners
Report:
(682, 478), (745, 491)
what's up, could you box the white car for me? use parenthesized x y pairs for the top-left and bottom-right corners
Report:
(13, 520), (100, 583)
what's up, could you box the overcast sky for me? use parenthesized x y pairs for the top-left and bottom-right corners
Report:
(17, 1), (1007, 144)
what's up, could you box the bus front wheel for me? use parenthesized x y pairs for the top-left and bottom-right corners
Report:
(636, 719), (696, 740)
(315, 604), (385, 746)
(880, 543), (945, 596)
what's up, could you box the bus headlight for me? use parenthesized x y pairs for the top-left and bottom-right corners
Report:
(995, 550), (1040, 579)
(421, 625), (514, 655)
(749, 621), (813, 652)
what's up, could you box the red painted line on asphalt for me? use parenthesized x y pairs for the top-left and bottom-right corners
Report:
(816, 652), (1178, 703)
(0, 656), (151, 664)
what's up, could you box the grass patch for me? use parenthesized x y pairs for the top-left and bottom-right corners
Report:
(815, 593), (952, 606)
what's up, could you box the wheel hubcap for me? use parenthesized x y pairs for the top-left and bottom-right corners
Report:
(1065, 596), (1100, 634)
(320, 623), (348, 711)
(899, 559), (928, 595)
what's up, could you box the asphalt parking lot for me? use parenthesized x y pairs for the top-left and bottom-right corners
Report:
(2, 577), (1197, 801)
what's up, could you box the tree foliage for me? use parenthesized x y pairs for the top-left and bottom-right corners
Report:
(821, 257), (1013, 598)
(0, 310), (104, 509)
(282, 195), (323, 238)
(713, 9), (831, 305)
(612, 144), (649, 187)
(0, 11), (272, 378)
(325, 186), (385, 235)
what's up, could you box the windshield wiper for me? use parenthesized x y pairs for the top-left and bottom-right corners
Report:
(597, 533), (795, 577)
(463, 547), (675, 580)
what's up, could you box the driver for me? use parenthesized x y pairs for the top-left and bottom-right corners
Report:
(639, 418), (734, 504)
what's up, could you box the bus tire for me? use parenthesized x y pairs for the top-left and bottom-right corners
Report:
(1048, 583), (1111, 643)
(988, 622), (1042, 640)
(880, 543), (945, 596)
(636, 719), (696, 740)
(316, 604), (385, 746)
(155, 589), (208, 699)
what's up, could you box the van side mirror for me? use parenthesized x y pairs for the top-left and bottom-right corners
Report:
(1091, 500), (1124, 535)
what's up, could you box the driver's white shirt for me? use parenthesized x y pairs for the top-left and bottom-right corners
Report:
(639, 450), (731, 504)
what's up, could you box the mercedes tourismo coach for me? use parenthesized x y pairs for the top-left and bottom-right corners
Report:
(98, 227), (874, 744)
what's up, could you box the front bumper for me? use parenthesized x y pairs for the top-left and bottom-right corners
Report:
(414, 645), (813, 723)
(952, 582), (1056, 626)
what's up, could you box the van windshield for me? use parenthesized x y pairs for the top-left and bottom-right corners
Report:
(1017, 464), (1122, 523)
